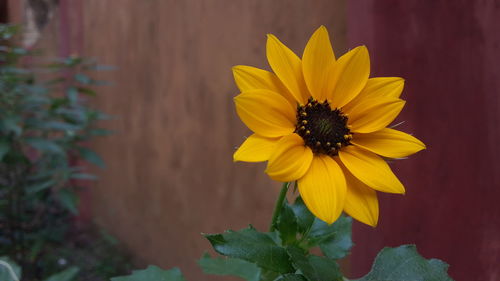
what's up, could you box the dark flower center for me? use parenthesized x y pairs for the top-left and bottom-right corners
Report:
(295, 98), (352, 156)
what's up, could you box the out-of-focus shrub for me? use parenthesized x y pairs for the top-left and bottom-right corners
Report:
(0, 24), (128, 281)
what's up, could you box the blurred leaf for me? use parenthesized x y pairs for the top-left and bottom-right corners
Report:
(111, 266), (186, 281)
(1, 116), (22, 136)
(0, 139), (9, 161)
(28, 238), (45, 262)
(40, 121), (81, 131)
(70, 173), (97, 180)
(355, 245), (454, 281)
(1, 66), (30, 74)
(308, 215), (353, 260)
(25, 179), (55, 194)
(0, 256), (21, 281)
(25, 138), (64, 154)
(286, 246), (342, 281)
(12, 47), (28, 55)
(0, 25), (19, 39)
(74, 73), (91, 84)
(57, 189), (79, 215)
(77, 147), (105, 168)
(99, 228), (119, 245)
(67, 87), (78, 103)
(290, 197), (315, 234)
(277, 201), (298, 245)
(77, 87), (96, 96)
(198, 253), (261, 281)
(43, 266), (79, 281)
(63, 57), (83, 67)
(204, 226), (294, 274)
(276, 274), (308, 281)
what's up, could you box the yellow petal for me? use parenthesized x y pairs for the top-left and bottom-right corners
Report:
(233, 134), (280, 162)
(343, 77), (404, 112)
(346, 97), (405, 133)
(267, 34), (309, 105)
(232, 65), (297, 107)
(266, 133), (313, 182)
(234, 89), (296, 138)
(302, 26), (336, 101)
(339, 145), (405, 194)
(328, 46), (370, 108)
(342, 165), (379, 227)
(352, 128), (426, 158)
(298, 156), (346, 224)
(362, 77), (405, 99)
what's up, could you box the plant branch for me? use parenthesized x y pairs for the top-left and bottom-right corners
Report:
(268, 182), (289, 232)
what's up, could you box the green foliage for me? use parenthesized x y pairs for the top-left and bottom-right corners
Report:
(290, 197), (314, 234)
(308, 215), (353, 260)
(282, 196), (354, 260)
(202, 197), (353, 281)
(286, 246), (342, 281)
(111, 266), (186, 281)
(43, 267), (80, 281)
(0, 256), (21, 281)
(275, 274), (308, 281)
(0, 24), (115, 280)
(198, 253), (261, 281)
(198, 196), (454, 281)
(205, 226), (294, 273)
(277, 201), (298, 245)
(0, 257), (81, 281)
(355, 245), (453, 281)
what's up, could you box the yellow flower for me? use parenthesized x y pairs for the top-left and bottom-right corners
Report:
(232, 26), (425, 227)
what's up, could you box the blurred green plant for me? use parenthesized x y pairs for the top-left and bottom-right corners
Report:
(0, 24), (125, 280)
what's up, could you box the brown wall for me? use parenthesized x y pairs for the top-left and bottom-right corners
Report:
(348, 1), (500, 280)
(64, 1), (345, 280)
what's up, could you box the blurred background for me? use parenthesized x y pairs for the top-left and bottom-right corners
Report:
(2, 0), (500, 280)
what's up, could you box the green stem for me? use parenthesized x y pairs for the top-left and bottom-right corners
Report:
(268, 182), (289, 232)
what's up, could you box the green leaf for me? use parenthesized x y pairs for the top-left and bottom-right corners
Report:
(198, 253), (261, 281)
(286, 246), (342, 281)
(111, 265), (186, 281)
(0, 256), (21, 281)
(277, 201), (298, 245)
(77, 147), (105, 168)
(63, 56), (83, 67)
(308, 215), (353, 260)
(355, 245), (454, 281)
(67, 87), (79, 103)
(77, 87), (96, 96)
(74, 73), (91, 84)
(0, 139), (9, 161)
(70, 173), (97, 180)
(40, 121), (81, 131)
(57, 189), (79, 215)
(25, 179), (55, 194)
(204, 226), (294, 274)
(276, 274), (308, 281)
(43, 266), (79, 281)
(1, 116), (22, 136)
(24, 138), (65, 154)
(290, 197), (315, 234)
